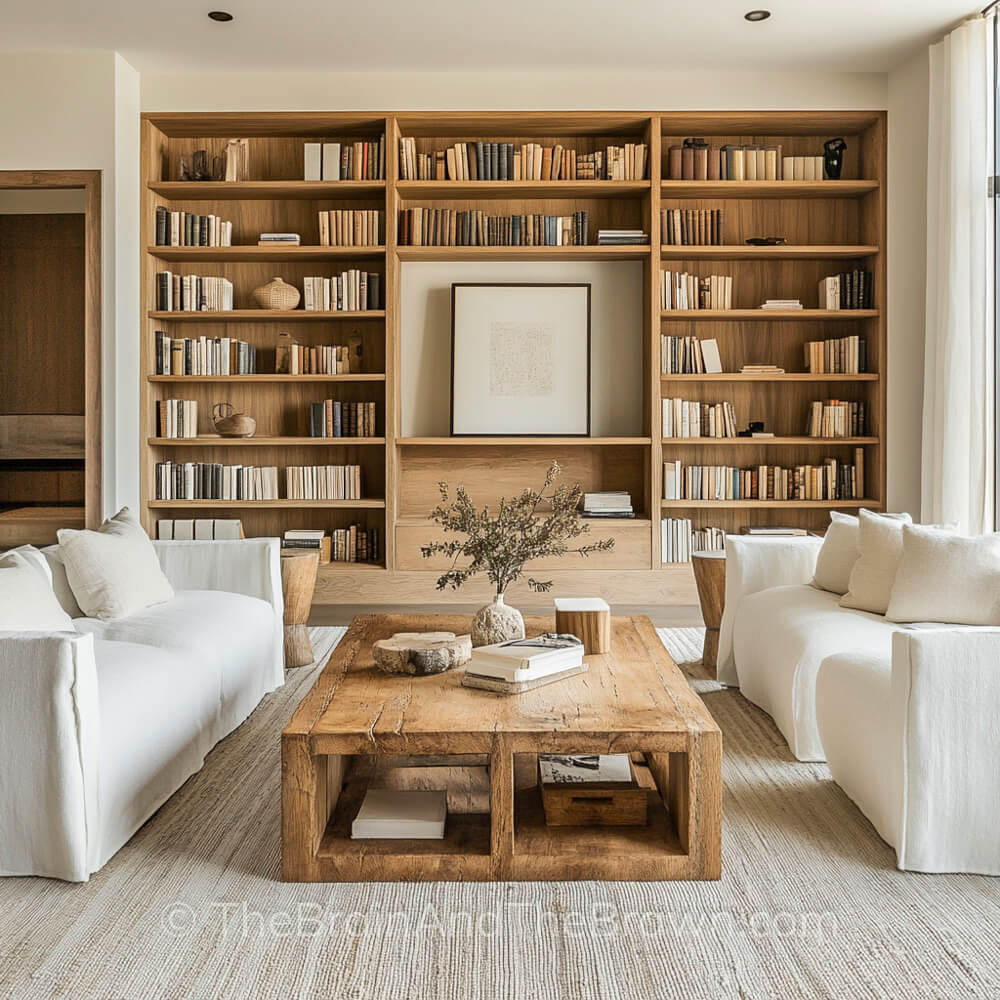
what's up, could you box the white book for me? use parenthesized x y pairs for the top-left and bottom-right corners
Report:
(351, 789), (446, 840)
(213, 519), (242, 540)
(304, 143), (322, 181)
(284, 528), (326, 540)
(194, 518), (214, 540)
(173, 519), (195, 540)
(157, 519), (174, 540)
(468, 637), (584, 681)
(701, 338), (723, 373)
(539, 754), (633, 786)
(321, 142), (340, 181)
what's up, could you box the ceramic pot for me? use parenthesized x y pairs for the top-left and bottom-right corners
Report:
(253, 276), (300, 310)
(471, 593), (525, 647)
(212, 402), (257, 438)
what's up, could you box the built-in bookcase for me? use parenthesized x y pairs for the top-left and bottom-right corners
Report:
(140, 111), (885, 605)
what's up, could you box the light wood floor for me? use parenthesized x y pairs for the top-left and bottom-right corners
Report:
(310, 604), (704, 628)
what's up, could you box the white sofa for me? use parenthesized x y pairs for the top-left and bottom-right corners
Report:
(0, 538), (284, 882)
(718, 534), (1000, 874)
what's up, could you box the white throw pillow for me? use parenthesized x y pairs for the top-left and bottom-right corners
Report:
(0, 551), (74, 631)
(57, 507), (174, 621)
(886, 525), (1000, 625)
(812, 510), (911, 595)
(41, 544), (85, 618)
(840, 510), (922, 615)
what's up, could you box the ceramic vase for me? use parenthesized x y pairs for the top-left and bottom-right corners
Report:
(471, 593), (525, 647)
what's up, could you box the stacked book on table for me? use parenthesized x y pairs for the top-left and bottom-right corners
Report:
(462, 636), (586, 693)
(582, 492), (634, 518)
(596, 228), (649, 246)
(760, 298), (802, 310)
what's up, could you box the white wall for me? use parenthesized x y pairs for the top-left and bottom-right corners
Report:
(0, 51), (140, 518)
(886, 50), (930, 516)
(400, 262), (643, 437)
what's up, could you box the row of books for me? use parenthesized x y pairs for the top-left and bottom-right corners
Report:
(397, 209), (590, 247)
(397, 138), (648, 181)
(806, 400), (868, 438)
(303, 137), (386, 181)
(818, 271), (875, 310)
(281, 527), (381, 564)
(666, 143), (830, 181)
(157, 399), (198, 438)
(154, 209), (232, 247)
(582, 491), (633, 518)
(302, 272), (382, 311)
(308, 401), (378, 438)
(286, 465), (362, 501)
(661, 209), (725, 246)
(663, 451), (865, 501)
(157, 518), (243, 540)
(154, 332), (257, 376)
(317, 210), (385, 247)
(661, 271), (734, 311)
(155, 463), (279, 501)
(805, 335), (867, 374)
(660, 336), (723, 375)
(661, 399), (738, 439)
(156, 272), (234, 312)
(661, 519), (725, 563)
(276, 340), (363, 375)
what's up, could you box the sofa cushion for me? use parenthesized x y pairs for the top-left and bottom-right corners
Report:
(734, 583), (895, 761)
(41, 545), (85, 618)
(840, 511), (912, 615)
(812, 510), (911, 596)
(74, 589), (279, 739)
(886, 526), (1000, 625)
(57, 507), (174, 621)
(0, 551), (75, 632)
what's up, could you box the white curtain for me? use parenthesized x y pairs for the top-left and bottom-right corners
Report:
(922, 15), (995, 533)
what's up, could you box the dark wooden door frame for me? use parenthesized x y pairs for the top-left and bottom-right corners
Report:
(0, 170), (102, 527)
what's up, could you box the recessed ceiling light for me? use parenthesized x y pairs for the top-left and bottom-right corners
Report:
(208, 10), (233, 21)
(745, 9), (771, 21)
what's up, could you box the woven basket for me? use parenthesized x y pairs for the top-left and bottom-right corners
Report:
(252, 276), (300, 310)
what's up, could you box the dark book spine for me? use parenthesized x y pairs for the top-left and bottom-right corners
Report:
(155, 206), (167, 246)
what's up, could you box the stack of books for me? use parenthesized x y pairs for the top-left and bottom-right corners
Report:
(804, 335), (866, 374)
(760, 299), (802, 310)
(258, 232), (300, 247)
(304, 138), (385, 181)
(462, 636), (585, 693)
(154, 463), (279, 501)
(818, 270), (874, 310)
(281, 528), (328, 561)
(806, 399), (867, 438)
(398, 209), (589, 247)
(662, 399), (737, 438)
(156, 272), (234, 312)
(309, 400), (377, 438)
(597, 228), (648, 245)
(582, 492), (633, 518)
(302, 271), (381, 311)
(661, 208), (724, 246)
(660, 336), (723, 375)
(155, 208), (232, 247)
(665, 142), (785, 181)
(157, 398), (198, 438)
(276, 334), (363, 375)
(351, 789), (446, 840)
(740, 364), (785, 375)
(154, 332), (257, 375)
(318, 210), (384, 247)
(285, 465), (362, 501)
(662, 272), (733, 310)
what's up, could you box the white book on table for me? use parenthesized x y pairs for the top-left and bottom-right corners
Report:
(351, 789), (446, 840)
(467, 638), (584, 682)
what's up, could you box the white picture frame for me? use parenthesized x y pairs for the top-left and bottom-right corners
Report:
(450, 283), (591, 436)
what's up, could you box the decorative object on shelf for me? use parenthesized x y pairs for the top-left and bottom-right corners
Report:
(372, 632), (473, 676)
(554, 597), (611, 654)
(538, 754), (647, 826)
(178, 149), (223, 182)
(252, 276), (300, 311)
(737, 420), (767, 438)
(823, 137), (847, 180)
(745, 236), (786, 246)
(422, 462), (614, 646)
(211, 402), (256, 438)
(223, 138), (250, 182)
(451, 283), (591, 436)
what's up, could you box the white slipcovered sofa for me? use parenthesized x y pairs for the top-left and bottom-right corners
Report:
(718, 533), (1000, 874)
(0, 538), (284, 882)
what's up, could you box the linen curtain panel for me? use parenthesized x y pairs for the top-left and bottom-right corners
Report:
(922, 15), (995, 532)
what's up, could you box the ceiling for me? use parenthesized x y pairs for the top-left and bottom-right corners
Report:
(0, 0), (979, 73)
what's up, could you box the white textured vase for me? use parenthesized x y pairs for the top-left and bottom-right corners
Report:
(471, 594), (525, 647)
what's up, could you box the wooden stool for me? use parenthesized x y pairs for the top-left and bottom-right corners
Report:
(692, 551), (726, 678)
(280, 551), (320, 667)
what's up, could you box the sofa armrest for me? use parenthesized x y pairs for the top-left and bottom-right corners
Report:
(891, 627), (1000, 874)
(0, 631), (100, 881)
(153, 538), (283, 619)
(717, 535), (823, 686)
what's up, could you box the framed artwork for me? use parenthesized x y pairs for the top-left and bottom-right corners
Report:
(450, 282), (591, 436)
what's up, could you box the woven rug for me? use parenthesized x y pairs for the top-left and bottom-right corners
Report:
(2, 625), (999, 1000)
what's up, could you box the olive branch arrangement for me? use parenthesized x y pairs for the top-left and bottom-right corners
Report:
(420, 462), (615, 596)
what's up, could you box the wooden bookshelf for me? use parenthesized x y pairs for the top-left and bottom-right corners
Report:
(141, 110), (886, 604)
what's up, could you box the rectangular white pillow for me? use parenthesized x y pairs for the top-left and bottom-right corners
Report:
(56, 507), (174, 621)
(0, 551), (75, 631)
(840, 510), (919, 615)
(812, 510), (911, 596)
(886, 525), (1000, 625)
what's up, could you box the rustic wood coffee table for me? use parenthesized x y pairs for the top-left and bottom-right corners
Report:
(282, 613), (721, 882)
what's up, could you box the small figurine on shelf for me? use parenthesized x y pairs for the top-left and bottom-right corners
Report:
(823, 137), (847, 180)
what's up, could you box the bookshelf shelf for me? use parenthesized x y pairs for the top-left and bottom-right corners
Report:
(148, 246), (386, 262)
(148, 437), (386, 446)
(148, 310), (386, 322)
(659, 437), (878, 446)
(396, 246), (650, 262)
(659, 309), (879, 321)
(141, 109), (886, 603)
(659, 180), (878, 199)
(395, 180), (649, 200)
(659, 245), (879, 261)
(149, 180), (386, 201)
(147, 374), (386, 383)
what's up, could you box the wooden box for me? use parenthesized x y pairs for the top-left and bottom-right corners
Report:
(554, 597), (611, 654)
(538, 758), (647, 827)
